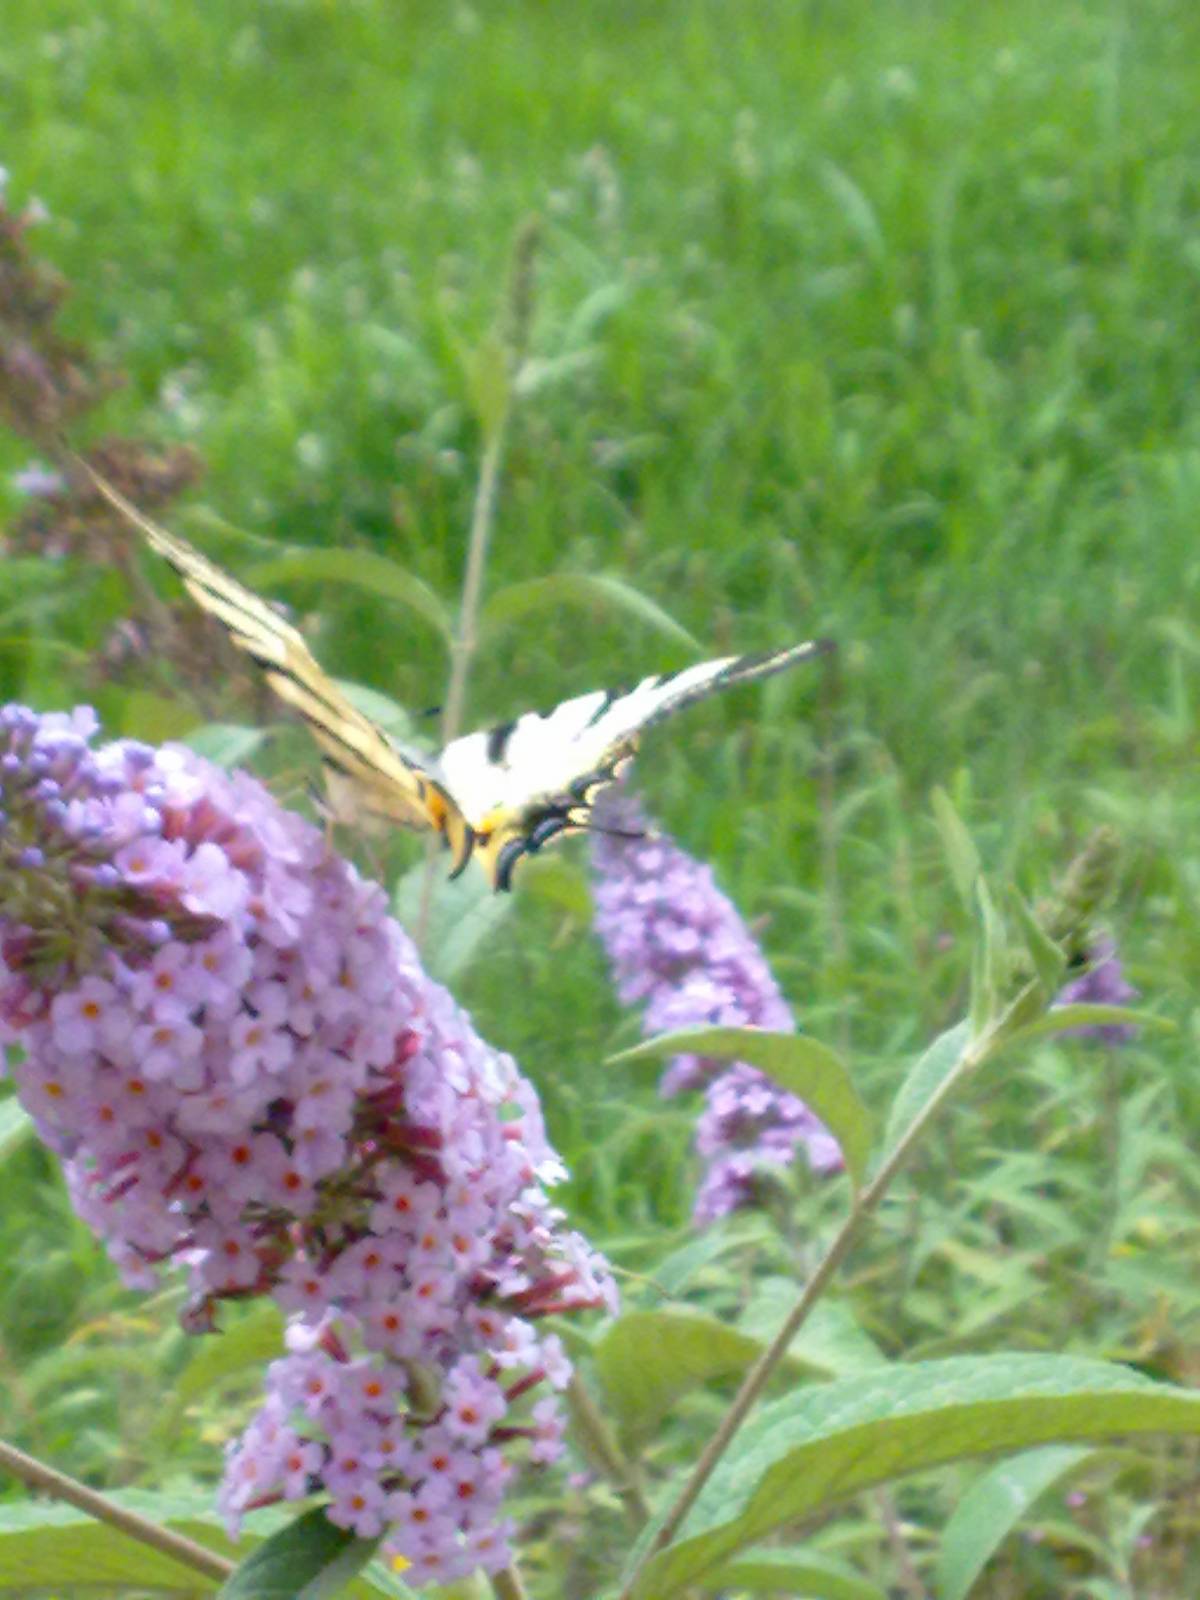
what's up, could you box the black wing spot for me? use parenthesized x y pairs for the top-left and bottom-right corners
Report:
(585, 687), (620, 729)
(486, 719), (518, 764)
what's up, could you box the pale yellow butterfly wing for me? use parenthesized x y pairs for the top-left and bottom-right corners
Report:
(74, 455), (474, 876)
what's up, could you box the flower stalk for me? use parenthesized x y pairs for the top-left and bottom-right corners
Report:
(617, 976), (1047, 1598)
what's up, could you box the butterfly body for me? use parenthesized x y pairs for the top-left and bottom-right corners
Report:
(73, 454), (832, 890)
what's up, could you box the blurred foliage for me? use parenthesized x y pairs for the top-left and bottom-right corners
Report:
(3, 0), (1200, 1595)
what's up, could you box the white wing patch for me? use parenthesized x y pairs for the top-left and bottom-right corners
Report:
(441, 644), (830, 828)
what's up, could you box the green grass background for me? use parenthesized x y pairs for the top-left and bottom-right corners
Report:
(3, 2), (1200, 1594)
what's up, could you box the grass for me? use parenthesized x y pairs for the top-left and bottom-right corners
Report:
(3, 0), (1200, 1594)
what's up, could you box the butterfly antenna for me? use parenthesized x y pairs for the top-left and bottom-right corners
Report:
(583, 822), (656, 844)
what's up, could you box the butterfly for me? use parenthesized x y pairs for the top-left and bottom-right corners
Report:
(73, 454), (833, 890)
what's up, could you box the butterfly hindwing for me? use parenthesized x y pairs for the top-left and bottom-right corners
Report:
(73, 455), (474, 875)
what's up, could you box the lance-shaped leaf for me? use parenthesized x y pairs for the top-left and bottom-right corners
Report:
(934, 1444), (1103, 1600)
(625, 1355), (1200, 1598)
(219, 1506), (376, 1599)
(879, 1019), (972, 1159)
(245, 550), (453, 648)
(702, 1546), (887, 1599)
(1000, 1002), (1169, 1052)
(481, 572), (700, 652)
(609, 1026), (869, 1189)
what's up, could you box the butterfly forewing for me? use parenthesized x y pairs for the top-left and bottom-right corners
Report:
(74, 455), (474, 874)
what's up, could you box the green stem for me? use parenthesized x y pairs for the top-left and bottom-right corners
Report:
(414, 218), (539, 945)
(616, 982), (1040, 1599)
(0, 1437), (234, 1583)
(567, 1373), (651, 1524)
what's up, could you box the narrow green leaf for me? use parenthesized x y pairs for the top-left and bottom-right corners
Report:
(880, 1019), (972, 1158)
(935, 1445), (1099, 1600)
(513, 348), (597, 398)
(218, 1507), (372, 1600)
(930, 787), (981, 914)
(481, 572), (700, 652)
(703, 1547), (887, 1600)
(184, 723), (268, 768)
(1003, 1002), (1169, 1051)
(818, 160), (886, 266)
(0, 1095), (32, 1164)
(1007, 885), (1066, 991)
(244, 551), (453, 646)
(627, 1355), (1200, 1598)
(607, 1026), (869, 1189)
(969, 876), (1005, 1032)
(593, 1309), (763, 1440)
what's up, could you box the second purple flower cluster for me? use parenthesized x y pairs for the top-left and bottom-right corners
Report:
(591, 789), (842, 1224)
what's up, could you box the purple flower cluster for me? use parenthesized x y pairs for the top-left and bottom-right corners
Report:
(1055, 937), (1139, 1045)
(591, 789), (842, 1225)
(0, 704), (615, 1586)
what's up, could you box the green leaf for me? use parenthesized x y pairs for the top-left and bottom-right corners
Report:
(703, 1547), (887, 1599)
(393, 857), (514, 983)
(593, 1310), (763, 1441)
(0, 1490), (239, 1595)
(175, 1303), (285, 1402)
(626, 1355), (1200, 1598)
(0, 1496), (400, 1599)
(244, 550), (453, 647)
(609, 1025), (869, 1189)
(1002, 1002), (1169, 1051)
(1007, 885), (1067, 991)
(740, 1283), (887, 1379)
(818, 160), (886, 266)
(184, 723), (268, 768)
(969, 876), (1005, 1032)
(0, 1095), (32, 1164)
(930, 787), (981, 914)
(481, 572), (700, 652)
(880, 1019), (972, 1159)
(935, 1445), (1100, 1600)
(334, 681), (424, 745)
(218, 1507), (374, 1600)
